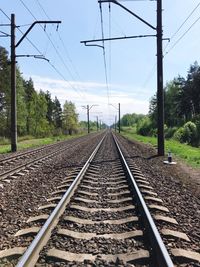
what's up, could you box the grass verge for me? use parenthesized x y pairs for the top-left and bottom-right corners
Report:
(0, 133), (86, 154)
(121, 127), (200, 168)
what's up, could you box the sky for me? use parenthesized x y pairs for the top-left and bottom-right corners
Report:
(1, 0), (200, 125)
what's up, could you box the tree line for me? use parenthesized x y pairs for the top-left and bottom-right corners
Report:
(0, 46), (80, 139)
(120, 61), (200, 147)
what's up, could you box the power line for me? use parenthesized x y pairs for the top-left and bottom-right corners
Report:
(144, 2), (200, 89)
(171, 2), (200, 41)
(99, 2), (110, 104)
(57, 33), (84, 84)
(48, 61), (85, 97)
(35, 0), (89, 96)
(164, 1), (200, 52)
(0, 8), (43, 54)
(19, 0), (37, 20)
(165, 14), (200, 56)
(1, 5), (85, 99)
(0, 8), (11, 21)
(35, 0), (51, 20)
(18, 0), (86, 98)
(17, 27), (43, 55)
(142, 63), (156, 88)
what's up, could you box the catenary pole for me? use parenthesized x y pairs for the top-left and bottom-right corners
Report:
(11, 14), (17, 152)
(87, 105), (90, 134)
(118, 103), (121, 133)
(83, 0), (165, 156)
(10, 14), (61, 152)
(157, 0), (164, 156)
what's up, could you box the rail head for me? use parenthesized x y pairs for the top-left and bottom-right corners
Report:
(112, 133), (174, 267)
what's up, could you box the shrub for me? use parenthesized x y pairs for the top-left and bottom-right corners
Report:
(173, 121), (197, 146)
(173, 127), (185, 142)
(136, 117), (153, 136)
(165, 127), (178, 139)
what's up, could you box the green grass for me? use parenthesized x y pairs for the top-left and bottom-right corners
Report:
(0, 133), (86, 154)
(121, 127), (200, 168)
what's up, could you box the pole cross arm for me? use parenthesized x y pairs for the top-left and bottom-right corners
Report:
(16, 20), (61, 47)
(81, 34), (156, 45)
(16, 54), (49, 61)
(98, 0), (156, 31)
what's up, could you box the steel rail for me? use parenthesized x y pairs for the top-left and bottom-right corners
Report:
(0, 142), (79, 181)
(0, 132), (102, 164)
(113, 133), (174, 267)
(0, 138), (78, 164)
(16, 133), (106, 267)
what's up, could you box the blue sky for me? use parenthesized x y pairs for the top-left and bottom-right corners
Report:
(1, 0), (200, 125)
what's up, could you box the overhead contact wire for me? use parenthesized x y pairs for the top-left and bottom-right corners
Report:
(18, 0), (85, 98)
(99, 2), (110, 104)
(164, 1), (200, 55)
(35, 0), (88, 98)
(143, 2), (200, 88)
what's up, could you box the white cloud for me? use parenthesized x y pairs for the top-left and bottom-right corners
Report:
(26, 74), (149, 125)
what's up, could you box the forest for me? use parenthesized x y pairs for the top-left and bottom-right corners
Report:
(2, 42), (200, 148)
(0, 46), (102, 141)
(121, 62), (200, 147)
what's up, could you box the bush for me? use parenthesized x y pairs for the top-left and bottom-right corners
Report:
(165, 127), (178, 139)
(136, 117), (153, 136)
(173, 121), (197, 146)
(173, 127), (184, 142)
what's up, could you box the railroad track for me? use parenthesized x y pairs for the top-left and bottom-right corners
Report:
(0, 133), (101, 183)
(0, 134), (98, 172)
(0, 132), (199, 266)
(0, 140), (67, 165)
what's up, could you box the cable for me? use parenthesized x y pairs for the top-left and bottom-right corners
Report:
(48, 61), (85, 97)
(164, 1), (200, 52)
(0, 8), (43, 54)
(142, 63), (156, 88)
(170, 2), (200, 41)
(99, 2), (110, 104)
(35, 0), (88, 96)
(18, 0), (86, 98)
(143, 2), (200, 88)
(165, 14), (200, 56)
(17, 27), (43, 55)
(0, 9), (11, 21)
(35, 0), (51, 20)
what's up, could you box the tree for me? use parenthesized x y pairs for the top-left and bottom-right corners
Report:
(0, 46), (10, 137)
(29, 90), (50, 137)
(121, 114), (133, 127)
(120, 113), (146, 127)
(44, 90), (54, 124)
(186, 62), (200, 116)
(62, 101), (78, 135)
(16, 69), (27, 136)
(24, 78), (35, 134)
(52, 96), (62, 129)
